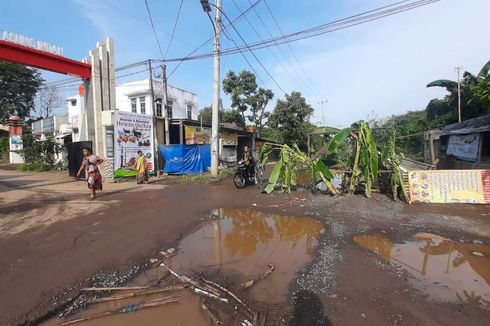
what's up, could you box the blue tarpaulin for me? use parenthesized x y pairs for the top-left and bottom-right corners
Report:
(159, 144), (211, 174)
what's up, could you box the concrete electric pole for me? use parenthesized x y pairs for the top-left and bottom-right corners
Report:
(317, 99), (328, 127)
(456, 66), (462, 123)
(210, 0), (221, 177)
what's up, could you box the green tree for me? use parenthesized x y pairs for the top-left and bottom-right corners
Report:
(426, 60), (490, 122)
(268, 91), (314, 150)
(222, 70), (274, 131)
(198, 105), (245, 129)
(0, 62), (43, 121)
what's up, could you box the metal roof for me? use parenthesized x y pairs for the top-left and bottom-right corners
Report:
(440, 114), (490, 135)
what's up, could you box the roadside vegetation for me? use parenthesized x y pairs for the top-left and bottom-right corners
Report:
(180, 167), (235, 184)
(18, 134), (62, 172)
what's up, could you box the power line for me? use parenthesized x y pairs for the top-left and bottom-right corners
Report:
(99, 0), (195, 49)
(231, 0), (304, 95)
(144, 0), (165, 59)
(215, 4), (286, 95)
(164, 0), (185, 60)
(262, 0), (320, 95)
(163, 0), (441, 63)
(167, 0), (263, 80)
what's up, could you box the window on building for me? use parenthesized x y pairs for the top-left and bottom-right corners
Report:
(165, 100), (173, 119)
(156, 99), (162, 117)
(70, 99), (77, 106)
(139, 97), (146, 114)
(131, 98), (137, 113)
(105, 126), (114, 158)
(481, 132), (490, 160)
(187, 104), (193, 120)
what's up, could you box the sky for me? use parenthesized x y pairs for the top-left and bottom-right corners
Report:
(1, 0), (490, 127)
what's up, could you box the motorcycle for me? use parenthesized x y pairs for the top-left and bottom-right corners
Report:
(233, 160), (256, 189)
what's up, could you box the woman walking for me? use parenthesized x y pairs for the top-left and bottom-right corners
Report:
(134, 150), (148, 184)
(76, 147), (104, 199)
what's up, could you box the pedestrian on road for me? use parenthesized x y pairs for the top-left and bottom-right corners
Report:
(76, 147), (104, 199)
(134, 150), (148, 184)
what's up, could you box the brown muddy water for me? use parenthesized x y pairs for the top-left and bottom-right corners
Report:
(44, 209), (324, 325)
(354, 232), (490, 309)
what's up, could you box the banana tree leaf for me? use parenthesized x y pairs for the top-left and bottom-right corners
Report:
(314, 160), (334, 180)
(426, 79), (457, 91)
(370, 156), (379, 182)
(264, 160), (283, 194)
(326, 127), (352, 155)
(478, 59), (490, 78)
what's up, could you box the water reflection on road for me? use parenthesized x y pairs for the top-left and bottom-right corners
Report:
(354, 232), (490, 308)
(169, 208), (325, 303)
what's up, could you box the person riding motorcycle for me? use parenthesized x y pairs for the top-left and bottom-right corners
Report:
(241, 145), (255, 180)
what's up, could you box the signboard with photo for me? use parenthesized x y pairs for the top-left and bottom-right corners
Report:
(408, 170), (490, 204)
(114, 111), (154, 177)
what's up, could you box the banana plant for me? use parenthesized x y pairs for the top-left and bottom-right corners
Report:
(381, 127), (407, 201)
(349, 121), (378, 197)
(264, 127), (353, 194)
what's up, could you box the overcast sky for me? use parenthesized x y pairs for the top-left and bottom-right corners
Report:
(2, 0), (489, 127)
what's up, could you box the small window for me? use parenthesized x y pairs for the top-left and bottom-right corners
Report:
(156, 99), (162, 117)
(131, 98), (137, 113)
(70, 99), (77, 106)
(139, 97), (146, 114)
(166, 100), (173, 119)
(187, 104), (193, 120)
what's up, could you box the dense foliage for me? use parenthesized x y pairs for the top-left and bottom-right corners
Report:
(349, 122), (378, 197)
(19, 134), (62, 170)
(222, 70), (274, 132)
(268, 91), (314, 150)
(0, 136), (9, 159)
(0, 62), (43, 121)
(198, 105), (246, 129)
(425, 59), (490, 125)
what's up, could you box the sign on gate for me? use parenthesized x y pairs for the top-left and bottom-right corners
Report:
(114, 111), (154, 177)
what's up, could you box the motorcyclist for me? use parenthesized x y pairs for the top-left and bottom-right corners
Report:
(242, 145), (255, 180)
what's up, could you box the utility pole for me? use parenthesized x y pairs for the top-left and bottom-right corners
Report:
(200, 0), (221, 176)
(148, 59), (159, 174)
(317, 99), (328, 127)
(161, 64), (170, 145)
(211, 0), (221, 177)
(456, 66), (462, 122)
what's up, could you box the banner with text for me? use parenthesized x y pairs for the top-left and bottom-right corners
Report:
(114, 111), (154, 177)
(408, 170), (490, 204)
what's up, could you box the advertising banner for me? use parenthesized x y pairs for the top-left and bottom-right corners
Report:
(408, 170), (490, 204)
(114, 111), (154, 177)
(185, 125), (211, 144)
(447, 133), (480, 162)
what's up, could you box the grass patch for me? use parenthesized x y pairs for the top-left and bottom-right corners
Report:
(18, 162), (57, 172)
(180, 168), (235, 184)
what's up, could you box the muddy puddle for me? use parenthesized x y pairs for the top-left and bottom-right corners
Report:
(354, 232), (490, 309)
(169, 208), (324, 303)
(44, 209), (324, 325)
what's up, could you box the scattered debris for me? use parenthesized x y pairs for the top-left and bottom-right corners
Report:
(59, 295), (180, 325)
(149, 258), (158, 264)
(81, 286), (147, 292)
(160, 248), (178, 259)
(202, 276), (254, 318)
(201, 300), (223, 325)
(242, 319), (253, 326)
(160, 262), (228, 303)
(87, 285), (185, 304)
(241, 264), (275, 289)
(471, 251), (484, 257)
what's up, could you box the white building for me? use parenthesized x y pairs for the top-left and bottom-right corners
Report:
(115, 79), (198, 120)
(66, 95), (84, 142)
